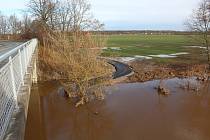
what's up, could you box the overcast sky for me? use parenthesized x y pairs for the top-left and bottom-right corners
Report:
(0, 0), (200, 30)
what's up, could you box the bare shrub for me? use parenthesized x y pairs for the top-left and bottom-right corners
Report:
(37, 23), (112, 106)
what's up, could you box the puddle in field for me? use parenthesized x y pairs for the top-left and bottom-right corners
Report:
(112, 56), (151, 63)
(102, 47), (122, 50)
(184, 46), (206, 49)
(149, 52), (189, 58)
(108, 52), (189, 63)
(25, 78), (210, 140)
(170, 52), (189, 56)
(134, 55), (152, 59)
(116, 57), (136, 62)
(149, 54), (177, 58)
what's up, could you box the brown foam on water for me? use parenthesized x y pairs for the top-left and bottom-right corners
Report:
(25, 78), (210, 140)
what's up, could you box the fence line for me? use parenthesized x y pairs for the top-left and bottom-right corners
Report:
(0, 39), (38, 140)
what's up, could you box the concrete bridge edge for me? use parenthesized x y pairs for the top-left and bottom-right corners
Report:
(3, 49), (38, 140)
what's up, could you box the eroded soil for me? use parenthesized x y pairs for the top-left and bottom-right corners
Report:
(127, 60), (209, 82)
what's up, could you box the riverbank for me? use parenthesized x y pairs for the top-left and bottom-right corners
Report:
(125, 60), (209, 83)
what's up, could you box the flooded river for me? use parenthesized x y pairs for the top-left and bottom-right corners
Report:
(25, 78), (210, 140)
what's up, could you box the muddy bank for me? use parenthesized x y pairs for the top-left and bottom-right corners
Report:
(127, 60), (209, 82)
(25, 78), (210, 140)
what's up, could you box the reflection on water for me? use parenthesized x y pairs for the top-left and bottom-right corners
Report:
(25, 78), (210, 140)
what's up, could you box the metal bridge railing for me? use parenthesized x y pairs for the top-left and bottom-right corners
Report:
(0, 39), (38, 140)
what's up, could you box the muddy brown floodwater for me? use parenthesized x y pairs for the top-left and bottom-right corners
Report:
(25, 78), (210, 140)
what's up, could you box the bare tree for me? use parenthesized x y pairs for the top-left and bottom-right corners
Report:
(28, 0), (58, 24)
(0, 12), (23, 36)
(54, 0), (70, 31)
(70, 0), (91, 31)
(0, 12), (8, 34)
(186, 0), (210, 68)
(27, 0), (104, 32)
(8, 14), (22, 34)
(69, 0), (103, 32)
(22, 14), (32, 32)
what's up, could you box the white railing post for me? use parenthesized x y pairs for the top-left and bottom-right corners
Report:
(25, 45), (28, 65)
(18, 49), (24, 84)
(9, 56), (18, 106)
(23, 46), (27, 70)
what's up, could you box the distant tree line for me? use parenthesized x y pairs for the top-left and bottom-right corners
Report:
(98, 30), (201, 35)
(0, 0), (104, 39)
(0, 12), (26, 35)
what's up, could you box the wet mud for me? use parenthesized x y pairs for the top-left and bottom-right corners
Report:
(128, 60), (209, 82)
(25, 78), (210, 140)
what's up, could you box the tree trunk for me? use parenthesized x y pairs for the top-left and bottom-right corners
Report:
(206, 44), (210, 70)
(204, 33), (210, 70)
(207, 48), (210, 70)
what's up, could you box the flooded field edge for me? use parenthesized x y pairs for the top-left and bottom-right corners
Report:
(25, 78), (210, 140)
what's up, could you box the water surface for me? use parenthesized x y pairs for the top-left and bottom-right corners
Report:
(25, 78), (210, 140)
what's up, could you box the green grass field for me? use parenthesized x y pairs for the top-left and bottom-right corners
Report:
(103, 34), (201, 56)
(102, 34), (206, 64)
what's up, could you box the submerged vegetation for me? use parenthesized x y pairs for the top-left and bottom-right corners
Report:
(38, 29), (112, 107)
